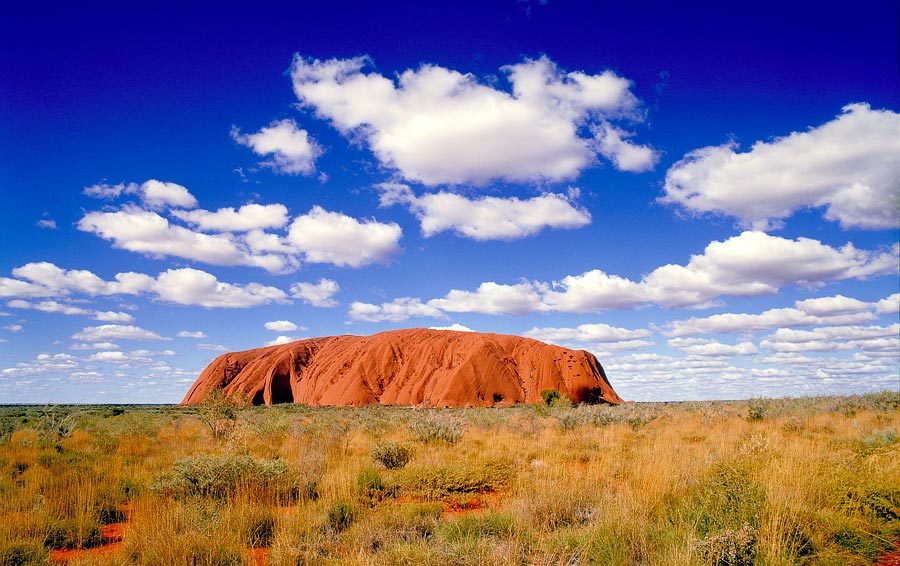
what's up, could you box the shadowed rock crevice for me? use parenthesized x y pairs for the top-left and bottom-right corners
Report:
(181, 329), (623, 407)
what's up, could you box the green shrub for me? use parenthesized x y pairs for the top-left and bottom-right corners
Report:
(401, 458), (515, 499)
(747, 398), (769, 421)
(409, 412), (463, 444)
(151, 454), (312, 501)
(197, 388), (245, 440)
(371, 441), (411, 469)
(831, 525), (886, 560)
(521, 490), (600, 530)
(438, 512), (516, 542)
(696, 523), (757, 566)
(327, 502), (356, 532)
(541, 390), (561, 406)
(358, 468), (397, 502)
(244, 510), (277, 548)
(43, 517), (102, 550)
(0, 541), (48, 566)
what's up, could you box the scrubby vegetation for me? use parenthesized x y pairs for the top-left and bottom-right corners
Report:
(0, 392), (897, 564)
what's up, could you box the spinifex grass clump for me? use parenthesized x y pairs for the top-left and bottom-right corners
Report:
(400, 457), (515, 499)
(371, 441), (412, 469)
(151, 453), (314, 502)
(409, 411), (463, 444)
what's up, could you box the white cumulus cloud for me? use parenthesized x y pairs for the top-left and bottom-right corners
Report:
(84, 179), (198, 209)
(290, 278), (340, 307)
(177, 330), (207, 339)
(661, 103), (900, 230)
(593, 123), (659, 173)
(171, 204), (289, 232)
(154, 268), (288, 308)
(232, 119), (322, 175)
(286, 206), (402, 268)
(72, 324), (166, 342)
(376, 183), (590, 240)
(291, 55), (650, 185)
(348, 298), (445, 323)
(264, 320), (299, 332)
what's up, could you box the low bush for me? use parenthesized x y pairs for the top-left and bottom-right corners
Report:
(358, 468), (398, 502)
(0, 541), (47, 566)
(151, 454), (313, 501)
(438, 512), (516, 542)
(541, 389), (573, 408)
(327, 501), (356, 532)
(43, 517), (102, 550)
(244, 509), (277, 548)
(400, 458), (515, 499)
(409, 411), (463, 444)
(371, 441), (411, 469)
(696, 523), (757, 566)
(747, 398), (769, 421)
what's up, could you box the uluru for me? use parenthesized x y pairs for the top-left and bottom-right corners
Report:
(182, 328), (623, 407)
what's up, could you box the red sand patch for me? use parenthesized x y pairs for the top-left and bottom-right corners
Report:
(440, 492), (507, 519)
(50, 523), (126, 563)
(876, 548), (900, 566)
(442, 496), (485, 518)
(250, 547), (269, 566)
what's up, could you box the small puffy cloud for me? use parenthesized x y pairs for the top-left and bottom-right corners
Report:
(84, 180), (198, 209)
(1, 352), (79, 376)
(291, 55), (649, 185)
(78, 207), (293, 274)
(664, 293), (883, 337)
(7, 299), (91, 316)
(171, 204), (289, 232)
(232, 119), (322, 175)
(70, 342), (119, 350)
(4, 324), (23, 333)
(525, 323), (652, 344)
(793, 295), (871, 317)
(93, 311), (135, 323)
(140, 180), (198, 209)
(197, 343), (228, 351)
(429, 281), (546, 316)
(264, 320), (298, 332)
(760, 324), (900, 353)
(176, 330), (207, 338)
(72, 324), (166, 342)
(36, 219), (57, 229)
(88, 351), (150, 363)
(4, 262), (120, 298)
(348, 298), (445, 323)
(0, 262), (291, 309)
(265, 336), (297, 346)
(430, 323), (474, 332)
(593, 123), (659, 173)
(80, 190), (401, 273)
(154, 268), (288, 308)
(661, 103), (900, 230)
(376, 183), (590, 240)
(875, 293), (900, 315)
(286, 206), (402, 268)
(674, 340), (759, 357)
(290, 278), (340, 307)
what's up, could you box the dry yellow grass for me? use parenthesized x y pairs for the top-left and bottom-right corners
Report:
(0, 393), (897, 565)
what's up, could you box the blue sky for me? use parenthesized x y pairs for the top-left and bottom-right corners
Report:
(1, 0), (898, 403)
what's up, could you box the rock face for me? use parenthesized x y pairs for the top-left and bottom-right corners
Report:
(181, 328), (623, 407)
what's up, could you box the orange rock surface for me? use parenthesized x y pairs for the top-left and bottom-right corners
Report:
(181, 328), (622, 407)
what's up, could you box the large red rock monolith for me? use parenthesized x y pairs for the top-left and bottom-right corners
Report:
(181, 328), (622, 407)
